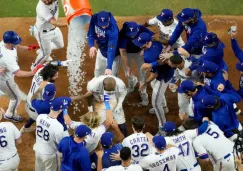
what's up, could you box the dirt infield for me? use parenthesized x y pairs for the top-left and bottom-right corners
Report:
(0, 16), (243, 170)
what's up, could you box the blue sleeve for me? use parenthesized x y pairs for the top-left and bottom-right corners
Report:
(222, 91), (241, 104)
(225, 80), (236, 92)
(203, 85), (221, 96)
(182, 30), (203, 53)
(87, 16), (96, 48)
(31, 100), (45, 114)
(57, 138), (64, 152)
(169, 22), (184, 46)
(118, 36), (127, 49)
(107, 25), (119, 70)
(140, 26), (155, 36)
(198, 121), (209, 135)
(231, 39), (243, 62)
(81, 148), (92, 171)
(200, 50), (219, 62)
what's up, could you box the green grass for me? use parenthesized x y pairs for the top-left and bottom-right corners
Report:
(0, 0), (242, 17)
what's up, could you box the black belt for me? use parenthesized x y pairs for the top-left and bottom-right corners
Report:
(43, 27), (56, 33)
(26, 102), (36, 112)
(0, 153), (17, 162)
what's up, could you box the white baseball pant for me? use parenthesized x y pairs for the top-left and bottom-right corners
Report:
(25, 102), (38, 120)
(34, 26), (64, 66)
(94, 50), (121, 77)
(0, 153), (20, 171)
(151, 79), (170, 127)
(178, 92), (190, 114)
(0, 79), (22, 118)
(35, 152), (60, 171)
(213, 154), (236, 171)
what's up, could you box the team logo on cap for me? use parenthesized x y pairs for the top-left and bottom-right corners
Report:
(16, 36), (19, 40)
(129, 27), (133, 32)
(63, 99), (68, 105)
(181, 13), (184, 17)
(138, 37), (141, 41)
(205, 36), (208, 40)
(101, 17), (105, 22)
(45, 91), (49, 95)
(161, 12), (164, 16)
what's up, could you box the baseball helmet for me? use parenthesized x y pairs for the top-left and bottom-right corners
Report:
(3, 31), (22, 45)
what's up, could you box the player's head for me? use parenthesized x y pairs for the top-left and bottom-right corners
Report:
(157, 9), (174, 26)
(131, 116), (145, 133)
(200, 95), (221, 110)
(178, 80), (197, 97)
(103, 77), (116, 92)
(75, 125), (92, 141)
(133, 32), (152, 49)
(152, 136), (167, 152)
(198, 61), (218, 78)
(3, 31), (22, 48)
(120, 147), (132, 161)
(79, 111), (101, 129)
(177, 8), (201, 26)
(125, 22), (139, 38)
(182, 118), (199, 130)
(42, 0), (56, 5)
(101, 132), (114, 149)
(203, 32), (220, 48)
(168, 54), (184, 69)
(162, 121), (182, 136)
(97, 11), (111, 29)
(40, 64), (59, 82)
(43, 83), (56, 101)
(50, 98), (66, 115)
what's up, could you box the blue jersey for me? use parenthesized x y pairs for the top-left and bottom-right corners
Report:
(231, 38), (243, 62)
(118, 23), (154, 53)
(102, 144), (123, 169)
(87, 12), (119, 70)
(32, 97), (72, 131)
(58, 136), (91, 171)
(170, 10), (207, 55)
(144, 41), (174, 82)
(204, 70), (226, 92)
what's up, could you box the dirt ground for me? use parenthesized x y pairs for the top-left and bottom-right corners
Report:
(0, 16), (243, 171)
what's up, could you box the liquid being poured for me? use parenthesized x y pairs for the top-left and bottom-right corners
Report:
(66, 15), (90, 114)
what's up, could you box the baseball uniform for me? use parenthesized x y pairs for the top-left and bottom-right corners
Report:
(33, 0), (64, 67)
(193, 122), (235, 171)
(122, 133), (151, 164)
(87, 11), (120, 77)
(0, 41), (23, 122)
(0, 122), (21, 171)
(102, 144), (123, 168)
(102, 164), (143, 171)
(33, 114), (66, 171)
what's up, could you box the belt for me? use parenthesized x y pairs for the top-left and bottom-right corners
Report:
(26, 102), (36, 112)
(0, 153), (17, 162)
(224, 153), (231, 159)
(181, 162), (198, 171)
(43, 27), (56, 33)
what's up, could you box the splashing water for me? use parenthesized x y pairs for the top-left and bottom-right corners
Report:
(66, 15), (90, 114)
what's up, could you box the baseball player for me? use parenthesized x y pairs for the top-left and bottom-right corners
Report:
(192, 121), (235, 171)
(145, 9), (185, 49)
(31, 0), (67, 69)
(102, 147), (143, 171)
(122, 116), (151, 164)
(84, 75), (128, 137)
(133, 32), (174, 132)
(58, 125), (92, 171)
(0, 31), (37, 122)
(87, 11), (120, 76)
(165, 8), (207, 58)
(33, 98), (67, 171)
(0, 108), (22, 171)
(118, 22), (154, 106)
(139, 136), (179, 171)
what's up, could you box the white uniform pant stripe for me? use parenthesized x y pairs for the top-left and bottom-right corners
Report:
(6, 81), (18, 118)
(36, 32), (45, 65)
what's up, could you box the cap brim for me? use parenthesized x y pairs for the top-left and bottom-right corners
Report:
(156, 15), (169, 22)
(177, 13), (190, 22)
(132, 39), (145, 48)
(12, 37), (22, 45)
(236, 62), (243, 71)
(197, 66), (206, 73)
(97, 20), (109, 27)
(126, 31), (138, 37)
(178, 86), (186, 94)
(43, 94), (54, 101)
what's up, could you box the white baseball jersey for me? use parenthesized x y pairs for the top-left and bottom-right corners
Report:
(0, 41), (20, 81)
(193, 122), (234, 165)
(102, 164), (143, 171)
(148, 17), (184, 48)
(139, 147), (179, 171)
(35, 0), (59, 31)
(33, 114), (66, 155)
(122, 133), (151, 164)
(0, 122), (21, 160)
(165, 130), (200, 170)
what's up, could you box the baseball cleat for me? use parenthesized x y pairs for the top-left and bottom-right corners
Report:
(127, 76), (138, 93)
(4, 114), (23, 122)
(20, 126), (35, 133)
(149, 107), (169, 114)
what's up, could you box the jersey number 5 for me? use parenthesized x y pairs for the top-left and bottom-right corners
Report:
(132, 144), (149, 157)
(206, 128), (219, 139)
(0, 136), (8, 148)
(37, 126), (50, 141)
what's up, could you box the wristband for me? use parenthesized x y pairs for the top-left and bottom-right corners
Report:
(151, 61), (159, 67)
(63, 109), (68, 116)
(58, 61), (62, 66)
(104, 101), (111, 110)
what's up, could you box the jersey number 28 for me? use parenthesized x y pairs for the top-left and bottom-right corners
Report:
(37, 126), (50, 141)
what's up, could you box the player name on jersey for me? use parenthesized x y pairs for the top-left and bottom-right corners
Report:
(171, 135), (186, 144)
(149, 154), (177, 168)
(39, 119), (50, 128)
(0, 127), (7, 133)
(129, 136), (148, 145)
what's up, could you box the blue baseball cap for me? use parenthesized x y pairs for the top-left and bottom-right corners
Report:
(51, 98), (65, 111)
(201, 95), (217, 108)
(203, 32), (219, 46)
(162, 121), (177, 133)
(75, 125), (91, 138)
(3, 31), (22, 45)
(236, 62), (243, 72)
(177, 8), (197, 22)
(101, 132), (114, 147)
(133, 32), (152, 47)
(43, 84), (56, 101)
(198, 61), (218, 73)
(178, 80), (195, 94)
(157, 9), (173, 22)
(125, 22), (139, 37)
(97, 11), (110, 27)
(152, 136), (166, 150)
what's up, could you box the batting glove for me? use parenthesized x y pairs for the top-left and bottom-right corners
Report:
(28, 44), (40, 50)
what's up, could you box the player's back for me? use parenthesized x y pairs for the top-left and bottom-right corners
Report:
(122, 133), (151, 164)
(33, 114), (65, 155)
(139, 147), (179, 171)
(103, 164), (143, 171)
(0, 122), (20, 160)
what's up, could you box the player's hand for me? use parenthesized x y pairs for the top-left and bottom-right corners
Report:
(114, 104), (122, 114)
(125, 66), (132, 77)
(28, 44), (40, 51)
(217, 83), (225, 92)
(104, 69), (112, 75)
(0, 67), (6, 75)
(139, 82), (147, 92)
(185, 68), (191, 76)
(202, 117), (209, 122)
(222, 69), (229, 81)
(96, 150), (104, 158)
(159, 52), (173, 62)
(33, 64), (44, 74)
(0, 108), (5, 121)
(61, 59), (75, 67)
(230, 32), (237, 39)
(163, 45), (172, 53)
(235, 154), (242, 166)
(178, 47), (190, 58)
(110, 151), (121, 161)
(89, 47), (97, 58)
(141, 63), (152, 71)
(140, 49), (144, 56)
(179, 113), (188, 120)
